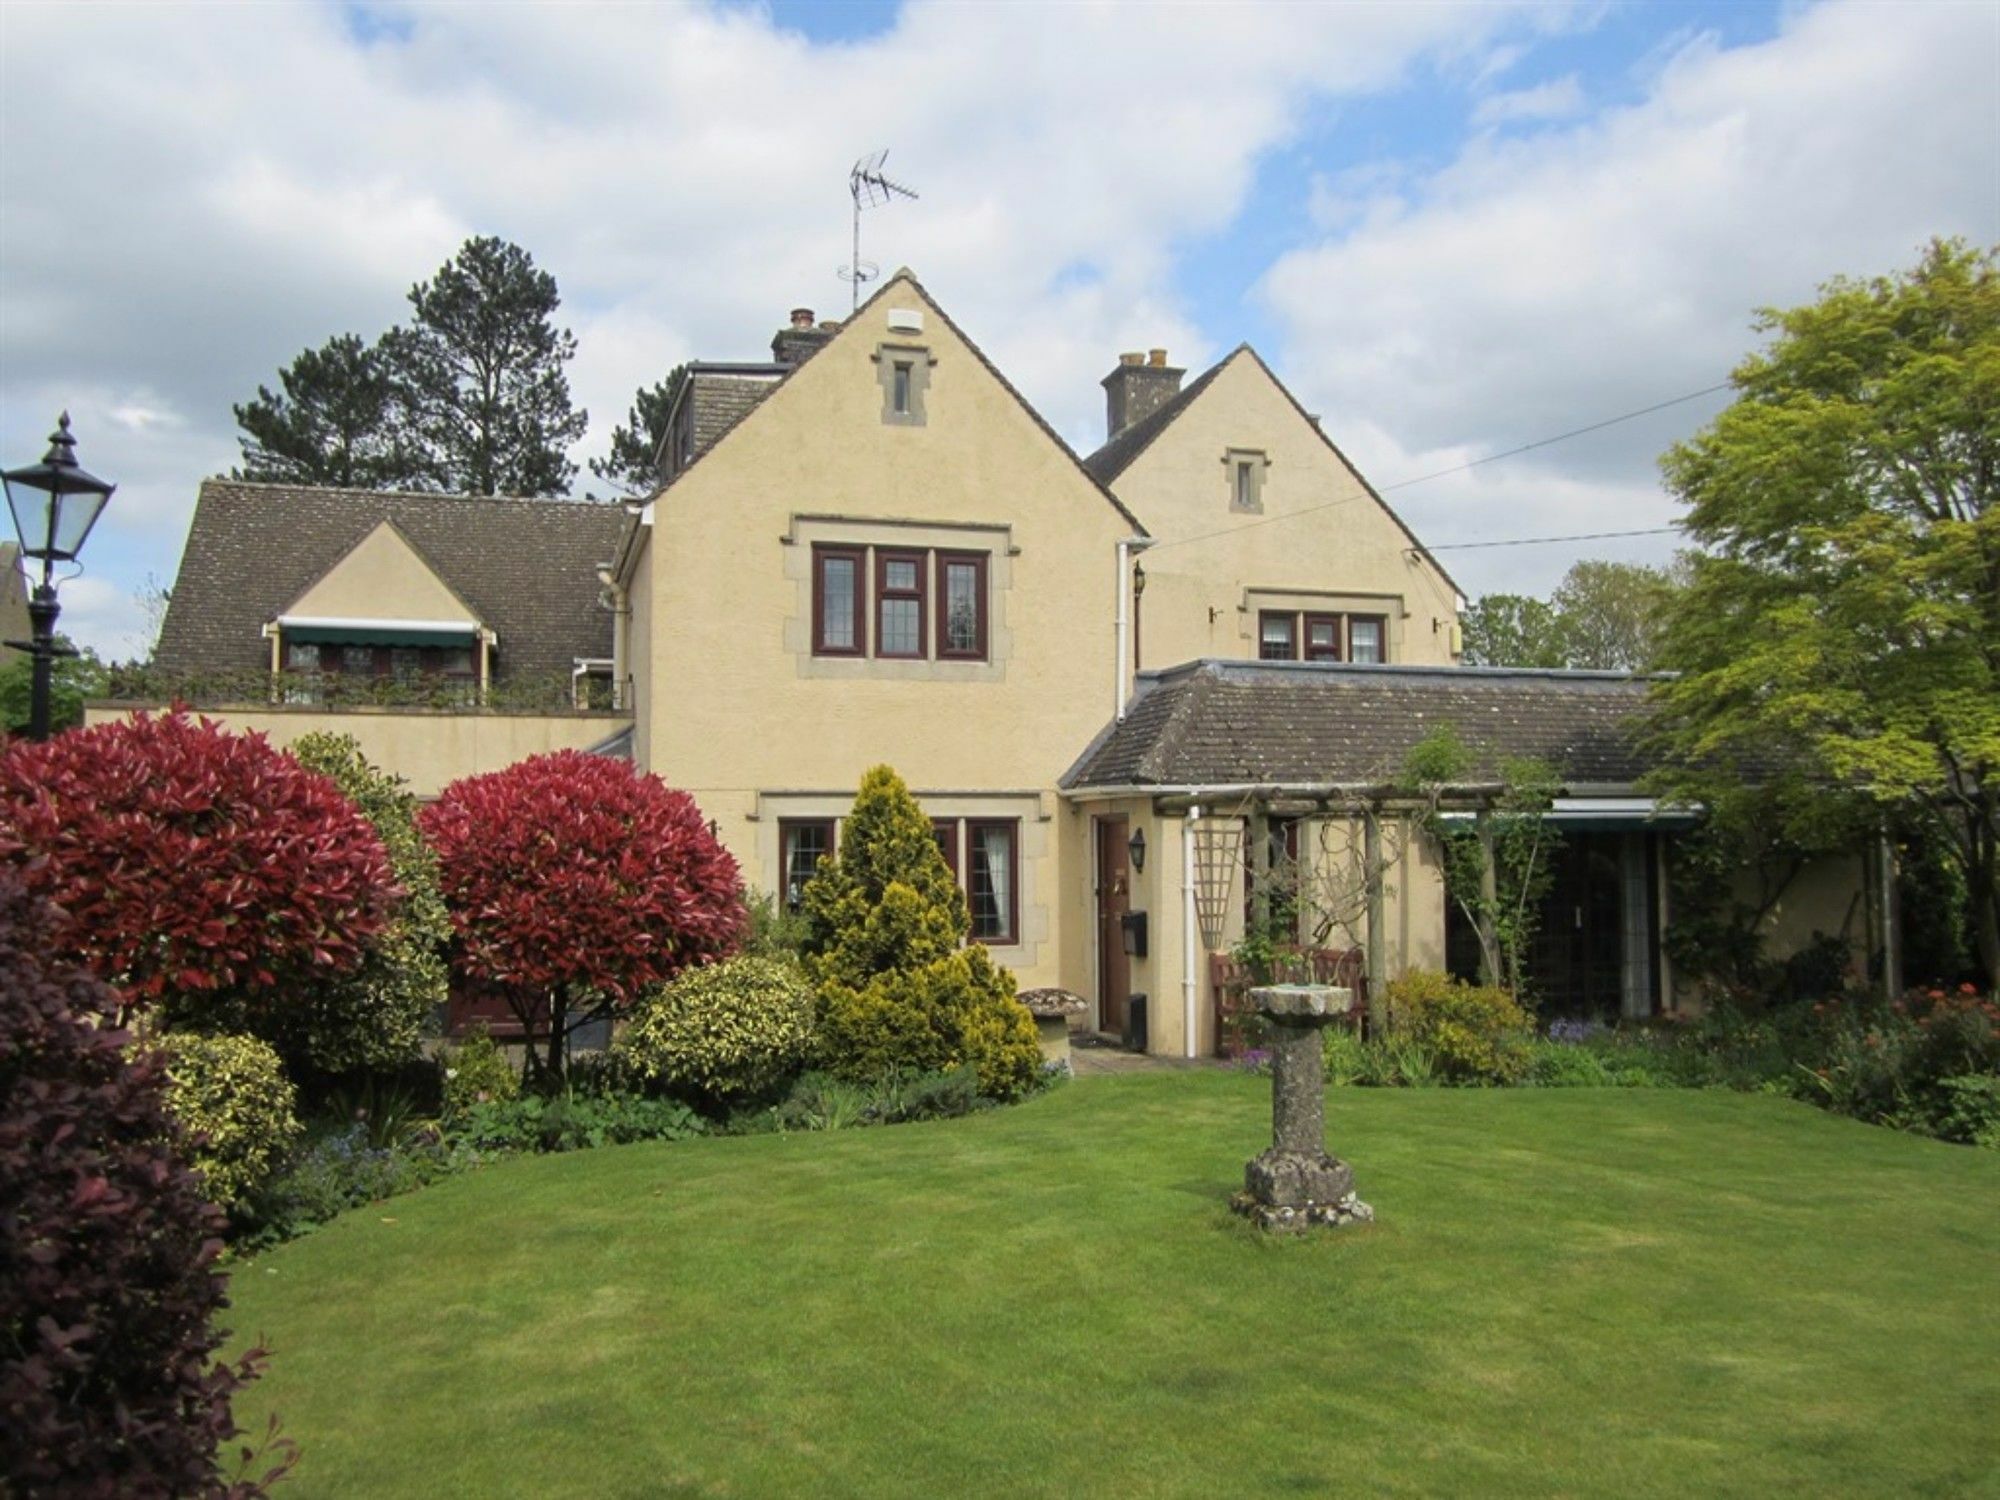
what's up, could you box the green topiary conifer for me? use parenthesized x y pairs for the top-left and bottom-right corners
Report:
(801, 766), (1041, 1100)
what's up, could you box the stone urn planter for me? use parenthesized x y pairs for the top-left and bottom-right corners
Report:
(1229, 984), (1373, 1232)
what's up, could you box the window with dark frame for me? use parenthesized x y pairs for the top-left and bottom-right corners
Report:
(931, 818), (959, 885)
(876, 549), (927, 658)
(1304, 614), (1342, 662)
(1258, 611), (1296, 661)
(813, 546), (865, 656)
(1256, 609), (1389, 664)
(1349, 615), (1385, 664)
(779, 819), (835, 913)
(892, 362), (913, 415)
(936, 551), (987, 660)
(811, 544), (989, 663)
(966, 819), (1019, 944)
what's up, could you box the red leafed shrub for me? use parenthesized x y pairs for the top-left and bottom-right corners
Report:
(0, 711), (396, 1023)
(420, 751), (744, 1079)
(0, 874), (297, 1497)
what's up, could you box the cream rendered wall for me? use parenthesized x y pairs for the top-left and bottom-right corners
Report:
(81, 703), (628, 798)
(1112, 352), (1460, 673)
(285, 522), (478, 624)
(625, 522), (655, 773)
(639, 275), (1136, 991)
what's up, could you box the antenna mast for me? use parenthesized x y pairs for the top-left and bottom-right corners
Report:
(840, 149), (918, 311)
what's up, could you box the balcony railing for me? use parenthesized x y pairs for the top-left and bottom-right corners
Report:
(99, 665), (633, 715)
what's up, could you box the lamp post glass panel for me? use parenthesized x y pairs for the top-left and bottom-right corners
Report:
(3, 413), (115, 740)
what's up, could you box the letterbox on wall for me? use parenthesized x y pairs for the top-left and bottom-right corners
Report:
(1121, 910), (1148, 958)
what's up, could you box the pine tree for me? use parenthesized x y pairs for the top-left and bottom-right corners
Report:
(801, 766), (1041, 1099)
(391, 236), (587, 497)
(589, 367), (689, 498)
(233, 332), (432, 490)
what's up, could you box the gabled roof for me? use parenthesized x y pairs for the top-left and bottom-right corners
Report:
(1061, 658), (1665, 791)
(1082, 345), (1463, 600)
(280, 516), (485, 624)
(156, 480), (629, 680)
(653, 270), (1147, 536)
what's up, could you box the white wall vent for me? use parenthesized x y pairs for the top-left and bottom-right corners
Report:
(886, 307), (925, 333)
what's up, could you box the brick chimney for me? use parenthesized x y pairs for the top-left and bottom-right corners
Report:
(772, 307), (833, 367)
(1102, 347), (1183, 441)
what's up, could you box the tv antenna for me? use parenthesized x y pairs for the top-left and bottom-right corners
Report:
(840, 149), (918, 310)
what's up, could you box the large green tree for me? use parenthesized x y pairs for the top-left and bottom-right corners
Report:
(233, 332), (432, 490)
(1651, 240), (2000, 985)
(1551, 559), (1679, 671)
(1459, 594), (1569, 668)
(391, 236), (587, 497)
(589, 366), (689, 498)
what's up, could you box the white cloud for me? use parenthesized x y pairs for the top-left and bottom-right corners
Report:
(2, 0), (1565, 653)
(1259, 0), (2000, 599)
(1471, 74), (1585, 127)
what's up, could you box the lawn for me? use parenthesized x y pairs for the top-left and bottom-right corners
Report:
(227, 1074), (2000, 1498)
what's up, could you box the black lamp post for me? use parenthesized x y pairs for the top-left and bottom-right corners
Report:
(3, 413), (115, 740)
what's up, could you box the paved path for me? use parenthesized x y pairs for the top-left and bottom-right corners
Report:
(1068, 1034), (1235, 1076)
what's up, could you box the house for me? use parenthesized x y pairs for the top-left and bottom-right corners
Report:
(132, 482), (632, 795)
(0, 543), (31, 666)
(100, 269), (1883, 1052)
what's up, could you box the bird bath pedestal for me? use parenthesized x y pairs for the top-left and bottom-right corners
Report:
(1230, 984), (1374, 1232)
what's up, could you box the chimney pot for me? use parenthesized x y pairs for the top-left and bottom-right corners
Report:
(790, 307), (815, 329)
(1148, 348), (1168, 367)
(1119, 351), (1144, 366)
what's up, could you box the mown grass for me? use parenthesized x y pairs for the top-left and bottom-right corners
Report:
(228, 1074), (2000, 1498)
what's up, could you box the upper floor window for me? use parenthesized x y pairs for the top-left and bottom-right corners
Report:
(1258, 610), (1387, 664)
(813, 544), (988, 663)
(1258, 611), (1296, 661)
(813, 545), (866, 656)
(876, 550), (927, 658)
(937, 552), (988, 659)
(892, 362), (913, 416)
(1349, 616), (1384, 664)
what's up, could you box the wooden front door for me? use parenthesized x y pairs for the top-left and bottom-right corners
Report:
(1096, 817), (1131, 1035)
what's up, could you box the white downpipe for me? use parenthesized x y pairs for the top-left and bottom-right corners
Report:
(1182, 805), (1200, 1059)
(1114, 540), (1131, 722)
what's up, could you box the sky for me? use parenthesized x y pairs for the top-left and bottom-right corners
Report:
(1, 0), (1995, 658)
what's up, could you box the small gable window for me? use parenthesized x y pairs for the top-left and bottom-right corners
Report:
(1224, 448), (1267, 513)
(874, 343), (934, 426)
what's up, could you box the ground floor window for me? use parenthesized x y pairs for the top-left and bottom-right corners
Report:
(780, 819), (835, 912)
(784, 812), (1019, 944)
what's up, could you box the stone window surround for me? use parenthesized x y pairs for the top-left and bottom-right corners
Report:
(751, 788), (1052, 968)
(784, 514), (1017, 683)
(1223, 447), (1270, 514)
(1241, 587), (1404, 663)
(873, 341), (937, 427)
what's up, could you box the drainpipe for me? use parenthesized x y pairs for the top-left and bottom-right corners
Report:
(1114, 536), (1155, 723)
(596, 569), (629, 711)
(1182, 804), (1200, 1059)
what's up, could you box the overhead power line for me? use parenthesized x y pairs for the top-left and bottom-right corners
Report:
(1423, 525), (1681, 553)
(1376, 383), (1733, 493)
(1142, 379), (1731, 557)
